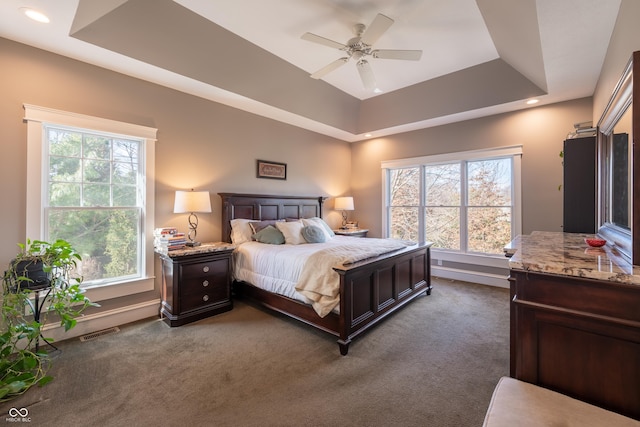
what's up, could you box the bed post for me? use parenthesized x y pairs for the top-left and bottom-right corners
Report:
(337, 275), (351, 355)
(318, 196), (325, 219)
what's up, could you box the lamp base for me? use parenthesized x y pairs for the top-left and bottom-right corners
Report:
(186, 241), (201, 247)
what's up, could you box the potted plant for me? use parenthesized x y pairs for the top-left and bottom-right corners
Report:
(0, 239), (97, 402)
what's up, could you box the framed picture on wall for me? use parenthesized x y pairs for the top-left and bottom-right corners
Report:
(256, 159), (287, 180)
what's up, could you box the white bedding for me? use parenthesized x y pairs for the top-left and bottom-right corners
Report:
(233, 236), (410, 317)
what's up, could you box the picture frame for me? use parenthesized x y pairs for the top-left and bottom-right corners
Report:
(256, 159), (287, 180)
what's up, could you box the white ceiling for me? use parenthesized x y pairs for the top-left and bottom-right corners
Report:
(176, 0), (500, 99)
(0, 0), (622, 141)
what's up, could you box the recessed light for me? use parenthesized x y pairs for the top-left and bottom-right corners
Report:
(20, 7), (50, 23)
(526, 99), (539, 105)
(373, 88), (383, 94)
(364, 133), (373, 138)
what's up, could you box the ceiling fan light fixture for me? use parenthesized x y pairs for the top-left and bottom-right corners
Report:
(301, 13), (422, 91)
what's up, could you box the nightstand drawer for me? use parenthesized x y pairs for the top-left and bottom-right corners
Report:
(181, 258), (227, 279)
(180, 275), (223, 295)
(181, 286), (229, 311)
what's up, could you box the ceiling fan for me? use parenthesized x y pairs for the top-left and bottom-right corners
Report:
(301, 13), (422, 91)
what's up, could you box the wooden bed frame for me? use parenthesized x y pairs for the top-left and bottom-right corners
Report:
(219, 192), (432, 355)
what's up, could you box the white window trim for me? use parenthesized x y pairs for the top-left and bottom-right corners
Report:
(381, 145), (522, 262)
(23, 104), (157, 301)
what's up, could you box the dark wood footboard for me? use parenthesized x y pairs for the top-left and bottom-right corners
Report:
(234, 243), (431, 355)
(334, 243), (431, 354)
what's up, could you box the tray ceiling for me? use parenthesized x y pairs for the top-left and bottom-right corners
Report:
(0, 0), (622, 141)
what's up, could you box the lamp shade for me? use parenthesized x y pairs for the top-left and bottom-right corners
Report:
(173, 190), (212, 213)
(334, 196), (354, 211)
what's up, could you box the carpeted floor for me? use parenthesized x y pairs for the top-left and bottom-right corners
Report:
(2, 278), (509, 427)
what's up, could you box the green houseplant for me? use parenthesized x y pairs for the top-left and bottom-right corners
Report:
(0, 239), (97, 401)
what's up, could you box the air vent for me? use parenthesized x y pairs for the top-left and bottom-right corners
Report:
(79, 326), (120, 342)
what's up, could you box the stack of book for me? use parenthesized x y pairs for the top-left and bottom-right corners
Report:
(154, 227), (186, 251)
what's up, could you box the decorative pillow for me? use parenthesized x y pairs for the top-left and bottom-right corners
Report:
(301, 225), (327, 243)
(302, 217), (334, 239)
(252, 225), (285, 245)
(275, 220), (306, 244)
(250, 220), (281, 234)
(230, 218), (254, 244)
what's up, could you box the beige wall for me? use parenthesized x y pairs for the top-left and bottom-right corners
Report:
(351, 98), (593, 238)
(0, 38), (351, 274)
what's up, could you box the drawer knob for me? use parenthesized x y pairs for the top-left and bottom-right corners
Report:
(202, 266), (210, 273)
(203, 295), (209, 302)
(202, 280), (209, 287)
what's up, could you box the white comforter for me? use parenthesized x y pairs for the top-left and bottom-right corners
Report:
(233, 236), (410, 317)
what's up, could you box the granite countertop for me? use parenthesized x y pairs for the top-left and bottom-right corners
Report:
(333, 228), (369, 234)
(508, 231), (640, 285)
(155, 242), (236, 257)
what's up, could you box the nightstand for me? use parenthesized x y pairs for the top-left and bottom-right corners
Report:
(157, 242), (235, 326)
(333, 228), (369, 238)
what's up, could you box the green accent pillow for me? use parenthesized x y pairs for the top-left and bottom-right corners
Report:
(252, 225), (285, 244)
(301, 225), (327, 243)
(303, 217), (335, 237)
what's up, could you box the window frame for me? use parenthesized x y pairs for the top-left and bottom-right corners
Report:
(24, 104), (157, 301)
(382, 146), (522, 262)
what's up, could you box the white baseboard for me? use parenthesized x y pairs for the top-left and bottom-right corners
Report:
(431, 266), (509, 289)
(41, 299), (161, 344)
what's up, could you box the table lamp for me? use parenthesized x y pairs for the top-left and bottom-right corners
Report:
(174, 189), (212, 246)
(334, 196), (354, 228)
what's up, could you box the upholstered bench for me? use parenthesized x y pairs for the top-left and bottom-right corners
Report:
(483, 377), (640, 427)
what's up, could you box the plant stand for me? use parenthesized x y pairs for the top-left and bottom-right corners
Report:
(14, 284), (58, 353)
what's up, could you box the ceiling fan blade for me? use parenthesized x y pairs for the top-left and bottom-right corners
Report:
(361, 13), (394, 45)
(310, 57), (349, 79)
(356, 60), (377, 90)
(301, 32), (347, 50)
(372, 49), (422, 61)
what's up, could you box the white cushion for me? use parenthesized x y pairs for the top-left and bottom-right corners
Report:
(275, 220), (306, 245)
(230, 218), (253, 244)
(483, 377), (640, 427)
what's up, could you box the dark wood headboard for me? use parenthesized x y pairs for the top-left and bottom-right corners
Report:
(218, 193), (326, 243)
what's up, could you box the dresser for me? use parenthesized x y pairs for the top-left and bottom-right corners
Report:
(157, 242), (235, 326)
(508, 231), (640, 420)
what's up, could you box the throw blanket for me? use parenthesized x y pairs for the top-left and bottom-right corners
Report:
(295, 238), (410, 317)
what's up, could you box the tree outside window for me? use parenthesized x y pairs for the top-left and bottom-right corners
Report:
(387, 155), (515, 256)
(46, 127), (143, 284)
(389, 167), (420, 242)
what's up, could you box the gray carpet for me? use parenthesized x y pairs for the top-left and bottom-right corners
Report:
(2, 278), (509, 427)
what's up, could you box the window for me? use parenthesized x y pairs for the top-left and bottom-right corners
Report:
(24, 105), (156, 300)
(46, 126), (142, 282)
(383, 146), (521, 257)
(388, 167), (421, 242)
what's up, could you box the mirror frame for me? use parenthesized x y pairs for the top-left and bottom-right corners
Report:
(597, 51), (640, 264)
